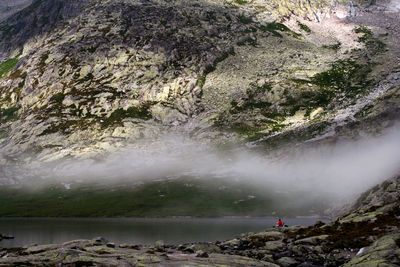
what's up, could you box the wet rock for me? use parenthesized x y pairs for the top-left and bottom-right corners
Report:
(155, 240), (164, 247)
(145, 249), (155, 254)
(250, 231), (285, 242)
(314, 220), (326, 227)
(189, 242), (221, 253)
(264, 241), (285, 252)
(183, 246), (195, 254)
(276, 256), (299, 267)
(93, 236), (108, 245)
(118, 243), (141, 250)
(106, 242), (115, 248)
(261, 254), (274, 262)
(85, 245), (116, 255)
(24, 244), (60, 255)
(195, 250), (209, 258)
(294, 235), (329, 246)
(298, 262), (322, 267)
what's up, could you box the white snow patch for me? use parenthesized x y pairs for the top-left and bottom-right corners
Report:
(335, 11), (347, 19)
(356, 247), (366, 256)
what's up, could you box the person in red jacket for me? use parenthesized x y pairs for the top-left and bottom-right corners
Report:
(276, 218), (285, 227)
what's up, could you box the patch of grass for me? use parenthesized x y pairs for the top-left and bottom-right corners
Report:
(322, 42), (341, 51)
(0, 106), (20, 122)
(100, 25), (111, 34)
(102, 105), (152, 127)
(197, 76), (206, 88)
(0, 178), (329, 217)
(259, 22), (301, 38)
(201, 47), (235, 86)
(77, 73), (94, 84)
(0, 129), (7, 138)
(354, 25), (373, 42)
(287, 58), (373, 117)
(0, 57), (20, 78)
(237, 37), (257, 47)
(354, 103), (374, 118)
(86, 45), (98, 53)
(234, 0), (248, 4)
(238, 15), (253, 24)
(354, 25), (386, 54)
(0, 179), (275, 217)
(229, 83), (273, 115)
(50, 92), (65, 104)
(255, 121), (331, 150)
(297, 21), (311, 33)
(286, 205), (400, 259)
(17, 73), (27, 88)
(311, 58), (371, 98)
(38, 52), (49, 73)
(39, 119), (91, 136)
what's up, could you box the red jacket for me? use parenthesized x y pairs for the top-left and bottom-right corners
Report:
(277, 220), (284, 227)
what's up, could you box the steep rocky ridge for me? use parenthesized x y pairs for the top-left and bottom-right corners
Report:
(0, 0), (397, 167)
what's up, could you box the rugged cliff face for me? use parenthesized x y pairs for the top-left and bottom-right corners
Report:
(0, 0), (398, 165)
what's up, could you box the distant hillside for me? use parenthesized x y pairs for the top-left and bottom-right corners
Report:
(0, 0), (32, 22)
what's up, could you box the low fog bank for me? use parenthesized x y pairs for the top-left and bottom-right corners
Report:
(3, 125), (400, 205)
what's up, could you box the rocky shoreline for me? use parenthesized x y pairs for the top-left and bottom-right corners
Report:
(1, 175), (399, 266)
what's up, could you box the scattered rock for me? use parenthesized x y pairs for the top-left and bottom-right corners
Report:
(195, 250), (209, 258)
(276, 257), (299, 267)
(92, 237), (108, 246)
(106, 242), (115, 248)
(118, 244), (141, 250)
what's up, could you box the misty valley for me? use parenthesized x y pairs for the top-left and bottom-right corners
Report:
(1, 128), (400, 217)
(0, 0), (400, 265)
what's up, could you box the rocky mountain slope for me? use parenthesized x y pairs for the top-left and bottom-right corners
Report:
(0, 173), (399, 266)
(0, 0), (398, 166)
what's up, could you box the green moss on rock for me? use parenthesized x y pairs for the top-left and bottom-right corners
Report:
(50, 93), (65, 104)
(0, 56), (20, 78)
(0, 106), (20, 122)
(259, 22), (301, 38)
(102, 105), (152, 127)
(297, 21), (311, 33)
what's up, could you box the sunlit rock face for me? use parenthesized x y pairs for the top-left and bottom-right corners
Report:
(0, 0), (398, 164)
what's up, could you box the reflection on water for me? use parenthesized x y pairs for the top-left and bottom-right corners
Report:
(0, 217), (328, 247)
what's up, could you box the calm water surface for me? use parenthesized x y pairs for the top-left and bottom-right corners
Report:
(0, 217), (328, 247)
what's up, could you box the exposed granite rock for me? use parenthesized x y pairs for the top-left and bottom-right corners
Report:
(343, 233), (400, 267)
(214, 175), (400, 266)
(0, 237), (278, 267)
(0, 0), (398, 167)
